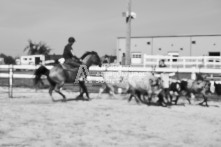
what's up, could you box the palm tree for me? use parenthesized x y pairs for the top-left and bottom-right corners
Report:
(24, 40), (52, 57)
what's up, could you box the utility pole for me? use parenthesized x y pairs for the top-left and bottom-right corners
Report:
(125, 0), (132, 65)
(122, 0), (135, 66)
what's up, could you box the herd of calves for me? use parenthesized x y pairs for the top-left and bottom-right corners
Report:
(99, 72), (221, 107)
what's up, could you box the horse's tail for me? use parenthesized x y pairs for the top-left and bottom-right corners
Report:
(34, 65), (55, 87)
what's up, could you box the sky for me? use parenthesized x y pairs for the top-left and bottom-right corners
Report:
(0, 0), (221, 57)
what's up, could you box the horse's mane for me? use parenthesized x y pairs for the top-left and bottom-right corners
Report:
(80, 51), (92, 59)
(80, 51), (101, 63)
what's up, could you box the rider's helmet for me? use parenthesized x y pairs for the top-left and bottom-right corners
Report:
(68, 37), (75, 43)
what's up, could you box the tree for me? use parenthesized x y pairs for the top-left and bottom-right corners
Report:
(0, 53), (15, 64)
(24, 40), (52, 57)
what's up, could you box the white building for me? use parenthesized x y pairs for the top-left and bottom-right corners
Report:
(117, 34), (221, 65)
(19, 55), (45, 65)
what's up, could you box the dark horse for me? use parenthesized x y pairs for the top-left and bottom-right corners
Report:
(34, 51), (102, 101)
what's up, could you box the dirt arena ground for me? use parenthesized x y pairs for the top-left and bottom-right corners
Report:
(0, 87), (221, 147)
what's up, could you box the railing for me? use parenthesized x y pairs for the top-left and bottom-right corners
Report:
(143, 55), (221, 69)
(1, 63), (221, 98)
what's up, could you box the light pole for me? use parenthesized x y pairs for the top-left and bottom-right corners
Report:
(122, 0), (136, 66)
(125, 0), (132, 66)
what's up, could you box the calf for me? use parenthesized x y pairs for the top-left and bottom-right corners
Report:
(128, 75), (166, 106)
(214, 82), (221, 95)
(174, 79), (211, 106)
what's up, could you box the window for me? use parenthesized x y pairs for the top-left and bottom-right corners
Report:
(168, 52), (179, 62)
(131, 53), (142, 64)
(132, 54), (141, 58)
(192, 41), (196, 44)
(209, 52), (220, 56)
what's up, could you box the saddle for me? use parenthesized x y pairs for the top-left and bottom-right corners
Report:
(61, 63), (77, 72)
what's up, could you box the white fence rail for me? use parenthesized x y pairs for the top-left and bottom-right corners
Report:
(1, 64), (221, 73)
(1, 61), (221, 98)
(143, 55), (221, 69)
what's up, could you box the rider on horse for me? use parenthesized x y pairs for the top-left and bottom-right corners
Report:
(63, 37), (83, 68)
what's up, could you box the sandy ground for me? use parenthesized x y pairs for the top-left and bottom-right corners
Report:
(0, 87), (221, 147)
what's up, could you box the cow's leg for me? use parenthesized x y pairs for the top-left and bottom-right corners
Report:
(147, 93), (153, 105)
(141, 93), (149, 104)
(204, 96), (209, 107)
(128, 94), (134, 102)
(158, 93), (167, 107)
(169, 94), (174, 104)
(109, 85), (117, 98)
(174, 95), (180, 105)
(98, 87), (104, 98)
(135, 90), (146, 104)
(199, 95), (209, 107)
(186, 92), (192, 104)
(164, 89), (171, 104)
(128, 90), (140, 104)
(186, 97), (191, 104)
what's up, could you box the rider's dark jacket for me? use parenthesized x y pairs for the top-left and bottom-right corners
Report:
(63, 44), (74, 60)
(62, 43), (82, 68)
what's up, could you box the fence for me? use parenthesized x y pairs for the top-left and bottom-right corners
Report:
(143, 55), (221, 69)
(1, 59), (221, 98)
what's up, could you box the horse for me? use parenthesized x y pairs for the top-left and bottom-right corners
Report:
(34, 51), (102, 101)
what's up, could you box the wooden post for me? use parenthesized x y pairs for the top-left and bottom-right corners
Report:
(125, 0), (132, 66)
(8, 64), (13, 98)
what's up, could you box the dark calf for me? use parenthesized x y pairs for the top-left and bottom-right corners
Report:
(176, 80), (211, 106)
(214, 82), (221, 95)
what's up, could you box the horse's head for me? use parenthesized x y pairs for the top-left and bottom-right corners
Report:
(81, 51), (102, 67)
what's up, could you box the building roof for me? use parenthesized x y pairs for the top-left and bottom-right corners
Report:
(117, 34), (221, 39)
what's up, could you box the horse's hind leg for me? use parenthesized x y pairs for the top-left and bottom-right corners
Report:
(49, 85), (55, 102)
(54, 82), (66, 101)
